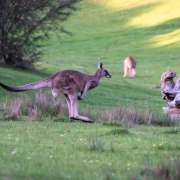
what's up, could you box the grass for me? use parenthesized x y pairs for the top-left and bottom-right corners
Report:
(2, 0), (180, 111)
(1, 121), (180, 180)
(1, 0), (180, 179)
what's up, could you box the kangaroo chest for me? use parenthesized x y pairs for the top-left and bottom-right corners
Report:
(88, 81), (99, 91)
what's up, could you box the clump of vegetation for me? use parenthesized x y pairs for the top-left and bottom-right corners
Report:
(163, 128), (180, 134)
(98, 106), (140, 126)
(0, 0), (81, 70)
(87, 138), (104, 152)
(98, 106), (175, 127)
(102, 120), (120, 127)
(53, 116), (72, 123)
(106, 128), (129, 135)
(0, 91), (68, 121)
(157, 145), (180, 151)
(132, 160), (180, 180)
(0, 90), (177, 127)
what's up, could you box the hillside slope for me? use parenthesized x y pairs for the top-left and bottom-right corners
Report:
(1, 0), (180, 111)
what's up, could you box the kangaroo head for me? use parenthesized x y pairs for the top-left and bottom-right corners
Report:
(98, 62), (111, 78)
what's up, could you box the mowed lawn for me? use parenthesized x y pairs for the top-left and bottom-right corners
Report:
(1, 0), (180, 179)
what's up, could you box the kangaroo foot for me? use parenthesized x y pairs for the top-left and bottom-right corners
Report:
(70, 116), (93, 123)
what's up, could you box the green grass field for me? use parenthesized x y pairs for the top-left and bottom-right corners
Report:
(1, 121), (180, 180)
(1, 0), (180, 179)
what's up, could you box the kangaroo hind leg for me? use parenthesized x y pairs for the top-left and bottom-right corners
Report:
(132, 68), (136, 78)
(68, 93), (93, 123)
(64, 94), (72, 117)
(123, 67), (128, 78)
(128, 66), (133, 78)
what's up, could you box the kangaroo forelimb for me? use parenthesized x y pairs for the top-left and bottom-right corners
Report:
(78, 82), (92, 100)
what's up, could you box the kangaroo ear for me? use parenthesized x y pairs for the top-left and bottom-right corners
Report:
(98, 62), (103, 69)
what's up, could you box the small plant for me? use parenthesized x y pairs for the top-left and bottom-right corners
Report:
(163, 127), (180, 134)
(106, 128), (129, 135)
(102, 120), (120, 127)
(87, 137), (104, 152)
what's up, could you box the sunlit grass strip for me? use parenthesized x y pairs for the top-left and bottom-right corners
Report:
(148, 29), (180, 48)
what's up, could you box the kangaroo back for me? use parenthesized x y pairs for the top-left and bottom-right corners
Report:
(124, 56), (136, 68)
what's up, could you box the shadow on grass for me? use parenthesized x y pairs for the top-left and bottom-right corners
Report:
(163, 129), (180, 134)
(102, 120), (120, 127)
(157, 145), (180, 151)
(105, 128), (129, 135)
(131, 160), (180, 180)
(53, 116), (71, 123)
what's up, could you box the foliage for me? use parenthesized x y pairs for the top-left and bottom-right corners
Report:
(0, 0), (81, 70)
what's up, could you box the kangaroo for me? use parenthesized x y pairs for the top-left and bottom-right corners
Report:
(123, 56), (136, 78)
(0, 62), (111, 123)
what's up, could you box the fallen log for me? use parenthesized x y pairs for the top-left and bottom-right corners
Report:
(161, 70), (180, 119)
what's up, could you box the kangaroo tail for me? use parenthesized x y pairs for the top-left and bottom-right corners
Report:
(0, 77), (53, 92)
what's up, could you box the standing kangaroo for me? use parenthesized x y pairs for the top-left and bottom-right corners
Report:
(123, 56), (136, 78)
(0, 62), (111, 123)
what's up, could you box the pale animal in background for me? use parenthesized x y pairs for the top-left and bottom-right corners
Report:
(0, 62), (111, 123)
(123, 56), (136, 78)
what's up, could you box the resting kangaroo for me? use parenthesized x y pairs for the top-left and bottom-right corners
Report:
(0, 62), (111, 123)
(123, 56), (136, 78)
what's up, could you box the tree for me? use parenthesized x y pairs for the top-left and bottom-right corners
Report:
(0, 0), (81, 70)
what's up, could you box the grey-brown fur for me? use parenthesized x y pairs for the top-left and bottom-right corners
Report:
(0, 62), (111, 123)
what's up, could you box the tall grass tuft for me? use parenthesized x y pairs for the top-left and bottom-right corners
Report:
(0, 91), (68, 121)
(87, 137), (104, 152)
(99, 106), (170, 127)
(0, 90), (177, 126)
(95, 106), (140, 127)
